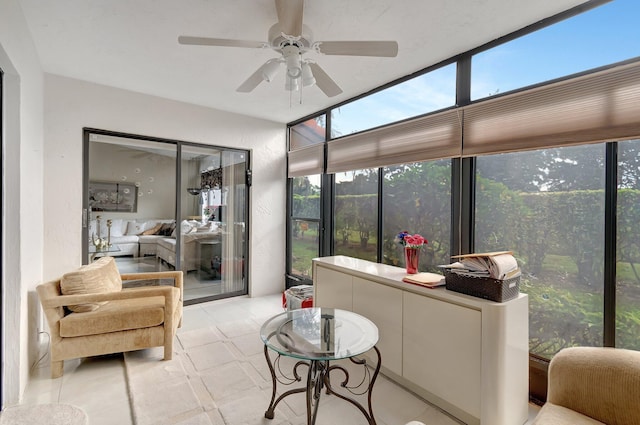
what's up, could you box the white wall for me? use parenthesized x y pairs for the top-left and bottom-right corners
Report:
(89, 142), (176, 220)
(1, 1), (285, 403)
(0, 0), (45, 406)
(43, 74), (287, 298)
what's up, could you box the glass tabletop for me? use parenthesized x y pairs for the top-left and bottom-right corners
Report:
(260, 307), (379, 361)
(88, 245), (121, 254)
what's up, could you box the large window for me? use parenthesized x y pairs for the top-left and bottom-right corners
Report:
(382, 160), (452, 271)
(331, 63), (456, 138)
(471, 0), (640, 101)
(286, 0), (640, 402)
(290, 117), (326, 150)
(475, 145), (606, 359)
(289, 175), (321, 279)
(616, 139), (640, 351)
(334, 169), (378, 262)
(287, 117), (326, 285)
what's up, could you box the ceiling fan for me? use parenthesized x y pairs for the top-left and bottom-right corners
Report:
(178, 0), (398, 97)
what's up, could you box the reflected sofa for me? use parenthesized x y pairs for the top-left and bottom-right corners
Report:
(89, 218), (175, 257)
(156, 230), (221, 271)
(90, 219), (221, 271)
(532, 346), (640, 425)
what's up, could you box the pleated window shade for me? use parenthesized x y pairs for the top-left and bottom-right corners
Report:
(326, 109), (462, 174)
(289, 60), (640, 177)
(288, 144), (325, 178)
(463, 60), (640, 157)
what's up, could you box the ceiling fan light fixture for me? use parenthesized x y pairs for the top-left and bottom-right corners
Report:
(181, 0), (398, 99)
(301, 62), (315, 87)
(261, 59), (281, 82)
(285, 75), (300, 91)
(282, 45), (302, 79)
(287, 63), (301, 79)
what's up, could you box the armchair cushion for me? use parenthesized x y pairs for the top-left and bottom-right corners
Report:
(60, 257), (122, 312)
(59, 288), (180, 337)
(533, 404), (604, 425)
(532, 346), (640, 425)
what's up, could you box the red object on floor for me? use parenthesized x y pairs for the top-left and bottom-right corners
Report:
(282, 285), (314, 310)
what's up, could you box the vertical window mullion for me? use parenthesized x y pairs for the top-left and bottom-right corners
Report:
(456, 55), (472, 106)
(459, 157), (475, 255)
(604, 142), (617, 347)
(377, 167), (384, 263)
(323, 112), (333, 257)
(321, 173), (334, 257)
(285, 177), (293, 278)
(455, 55), (473, 257)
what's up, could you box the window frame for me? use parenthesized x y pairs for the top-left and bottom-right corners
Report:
(285, 0), (631, 404)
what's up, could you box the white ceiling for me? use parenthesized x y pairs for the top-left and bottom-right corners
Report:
(18, 0), (588, 124)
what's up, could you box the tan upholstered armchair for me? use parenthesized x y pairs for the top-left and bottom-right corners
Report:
(36, 257), (183, 378)
(532, 346), (640, 425)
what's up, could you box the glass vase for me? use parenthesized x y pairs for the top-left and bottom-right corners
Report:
(404, 247), (420, 274)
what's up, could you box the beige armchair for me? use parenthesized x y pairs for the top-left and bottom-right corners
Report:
(36, 257), (183, 378)
(532, 346), (640, 425)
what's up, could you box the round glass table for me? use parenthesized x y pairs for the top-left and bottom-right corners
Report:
(260, 307), (381, 425)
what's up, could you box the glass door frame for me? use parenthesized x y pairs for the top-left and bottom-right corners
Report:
(82, 128), (250, 304)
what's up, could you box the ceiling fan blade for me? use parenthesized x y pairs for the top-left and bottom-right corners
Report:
(236, 60), (276, 93)
(275, 0), (304, 37)
(315, 41), (399, 57)
(178, 36), (267, 49)
(308, 63), (342, 97)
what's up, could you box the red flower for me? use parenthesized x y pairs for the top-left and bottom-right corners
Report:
(401, 233), (427, 248)
(412, 235), (427, 246)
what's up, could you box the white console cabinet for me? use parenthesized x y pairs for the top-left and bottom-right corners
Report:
(312, 256), (529, 425)
(353, 276), (403, 376)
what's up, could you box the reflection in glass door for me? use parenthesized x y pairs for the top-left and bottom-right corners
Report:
(180, 146), (248, 302)
(84, 130), (249, 304)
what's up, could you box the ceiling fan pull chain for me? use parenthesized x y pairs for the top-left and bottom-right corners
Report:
(299, 81), (303, 105)
(289, 78), (293, 108)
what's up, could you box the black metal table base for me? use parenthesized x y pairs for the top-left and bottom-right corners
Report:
(263, 345), (382, 425)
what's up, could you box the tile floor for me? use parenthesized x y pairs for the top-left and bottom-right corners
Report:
(22, 294), (541, 424)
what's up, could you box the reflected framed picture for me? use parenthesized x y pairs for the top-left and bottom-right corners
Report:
(89, 181), (138, 212)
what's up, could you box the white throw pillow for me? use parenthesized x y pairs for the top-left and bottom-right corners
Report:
(126, 221), (147, 235)
(109, 219), (124, 237)
(180, 220), (193, 234)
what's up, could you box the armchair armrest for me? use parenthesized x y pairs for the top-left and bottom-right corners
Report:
(120, 270), (183, 302)
(120, 270), (183, 290)
(41, 286), (177, 309)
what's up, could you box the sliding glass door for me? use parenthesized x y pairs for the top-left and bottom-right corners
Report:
(84, 129), (249, 304)
(180, 145), (248, 300)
